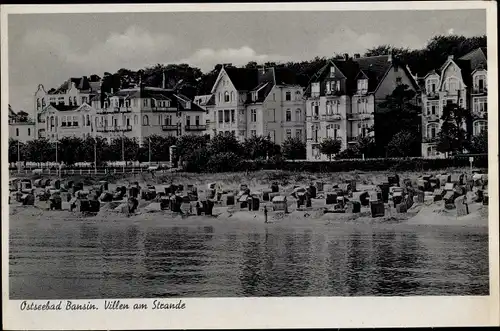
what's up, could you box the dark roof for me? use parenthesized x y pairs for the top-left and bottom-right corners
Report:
(224, 68), (259, 91)
(353, 55), (394, 92)
(458, 47), (488, 71)
(51, 76), (96, 94)
(194, 94), (215, 106)
(246, 67), (301, 104)
(98, 87), (203, 112)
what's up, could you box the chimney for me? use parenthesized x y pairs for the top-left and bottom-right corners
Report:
(448, 55), (454, 60)
(259, 65), (266, 76)
(354, 53), (360, 59)
(343, 53), (349, 60)
(162, 71), (166, 89)
(388, 48), (393, 62)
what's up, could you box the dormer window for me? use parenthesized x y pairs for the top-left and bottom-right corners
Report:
(311, 82), (320, 97)
(252, 92), (258, 101)
(357, 79), (368, 93)
(426, 77), (438, 94)
(330, 66), (335, 77)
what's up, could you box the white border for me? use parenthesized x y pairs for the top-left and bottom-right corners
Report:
(1, 2), (499, 329)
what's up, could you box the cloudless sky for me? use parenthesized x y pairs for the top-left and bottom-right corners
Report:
(8, 9), (486, 116)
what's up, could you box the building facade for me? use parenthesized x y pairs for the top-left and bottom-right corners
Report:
(421, 48), (487, 158)
(305, 54), (419, 160)
(91, 86), (207, 143)
(8, 105), (36, 143)
(34, 75), (101, 140)
(204, 66), (305, 144)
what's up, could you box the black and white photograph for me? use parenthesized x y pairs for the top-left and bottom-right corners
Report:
(2, 2), (498, 329)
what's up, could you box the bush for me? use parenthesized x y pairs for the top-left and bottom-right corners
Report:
(206, 152), (243, 172)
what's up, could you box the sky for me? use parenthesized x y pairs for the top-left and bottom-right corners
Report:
(8, 9), (486, 117)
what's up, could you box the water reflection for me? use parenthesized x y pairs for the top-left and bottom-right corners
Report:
(9, 218), (489, 299)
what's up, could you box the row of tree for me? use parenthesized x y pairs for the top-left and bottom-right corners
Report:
(87, 34), (486, 101)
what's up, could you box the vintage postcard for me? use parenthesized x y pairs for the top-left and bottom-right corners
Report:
(1, 1), (499, 329)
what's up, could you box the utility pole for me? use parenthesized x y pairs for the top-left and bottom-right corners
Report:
(94, 138), (97, 175)
(55, 139), (59, 177)
(121, 134), (125, 173)
(17, 140), (20, 174)
(148, 137), (152, 164)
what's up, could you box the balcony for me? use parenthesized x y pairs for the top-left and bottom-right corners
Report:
(161, 124), (178, 131)
(152, 106), (173, 112)
(472, 110), (487, 120)
(347, 113), (372, 120)
(355, 89), (368, 96)
(325, 90), (343, 97)
(185, 124), (207, 131)
(424, 114), (440, 122)
(426, 92), (439, 99)
(323, 114), (342, 121)
(472, 87), (487, 95)
(422, 137), (438, 143)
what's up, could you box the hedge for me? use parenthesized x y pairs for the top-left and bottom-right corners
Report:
(235, 154), (488, 173)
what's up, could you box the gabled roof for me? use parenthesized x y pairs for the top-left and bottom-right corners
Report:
(224, 67), (259, 91)
(50, 76), (101, 95)
(194, 94), (214, 106)
(353, 55), (393, 92)
(459, 47), (488, 71)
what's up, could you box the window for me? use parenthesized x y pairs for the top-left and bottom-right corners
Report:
(326, 101), (332, 115)
(224, 109), (230, 123)
(230, 91), (234, 102)
(269, 109), (276, 121)
(357, 79), (368, 93)
(86, 115), (91, 126)
(231, 109), (235, 123)
(474, 98), (487, 113)
(295, 129), (302, 139)
(133, 99), (138, 107)
(218, 110), (223, 123)
(295, 109), (302, 122)
(330, 66), (335, 77)
(286, 129), (292, 139)
(272, 93), (276, 101)
(195, 116), (200, 126)
(73, 116), (78, 127)
(358, 123), (369, 137)
(143, 115), (149, 126)
(474, 120), (487, 136)
(186, 116), (191, 126)
(251, 130), (257, 137)
(42, 98), (46, 107)
(37, 98), (41, 109)
(16, 128), (19, 136)
(224, 91), (230, 102)
(143, 99), (148, 107)
(218, 93), (221, 103)
(427, 123), (439, 139)
(268, 130), (275, 142)
(127, 118), (130, 126)
(251, 109), (257, 122)
(396, 77), (402, 85)
(95, 118), (98, 128)
(165, 115), (172, 125)
(74, 96), (77, 105)
(285, 91), (291, 101)
(134, 115), (138, 125)
(312, 125), (319, 142)
(27, 128), (31, 136)
(286, 109), (291, 122)
(114, 118), (118, 127)
(311, 82), (320, 97)
(313, 102), (319, 117)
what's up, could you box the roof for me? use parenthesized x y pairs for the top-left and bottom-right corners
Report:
(246, 67), (301, 104)
(50, 76), (101, 95)
(458, 47), (488, 71)
(194, 94), (215, 107)
(224, 67), (259, 91)
(353, 55), (393, 92)
(304, 58), (360, 95)
(98, 86), (204, 112)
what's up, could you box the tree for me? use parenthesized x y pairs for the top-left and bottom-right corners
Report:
(176, 134), (210, 162)
(80, 136), (110, 165)
(16, 111), (30, 122)
(243, 135), (281, 159)
(376, 84), (421, 157)
(8, 139), (26, 163)
(436, 103), (470, 155)
(386, 130), (420, 157)
(282, 137), (306, 160)
(108, 137), (140, 161)
(318, 137), (342, 160)
(468, 129), (488, 154)
(209, 132), (242, 156)
(142, 135), (178, 161)
(25, 138), (54, 162)
(58, 137), (84, 165)
(353, 136), (377, 159)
